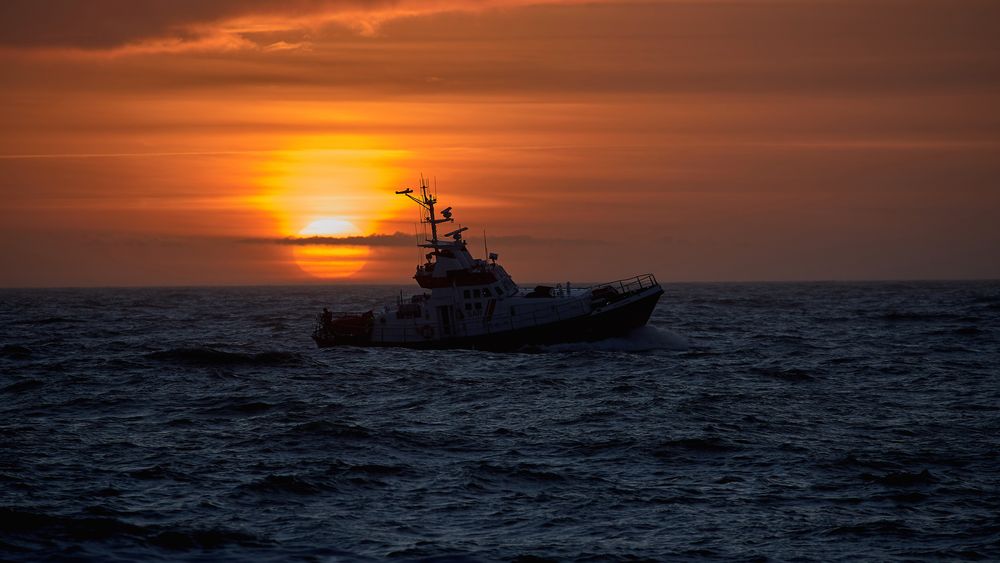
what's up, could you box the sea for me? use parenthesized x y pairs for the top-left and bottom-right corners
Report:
(1, 281), (998, 562)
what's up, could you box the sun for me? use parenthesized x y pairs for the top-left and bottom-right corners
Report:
(299, 218), (359, 237)
(247, 136), (413, 280)
(293, 218), (370, 279)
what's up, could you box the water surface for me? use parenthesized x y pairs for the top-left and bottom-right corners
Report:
(2, 282), (998, 561)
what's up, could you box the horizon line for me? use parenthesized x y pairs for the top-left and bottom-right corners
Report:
(2, 277), (997, 291)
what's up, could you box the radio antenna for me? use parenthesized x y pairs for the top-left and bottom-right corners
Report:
(414, 222), (420, 265)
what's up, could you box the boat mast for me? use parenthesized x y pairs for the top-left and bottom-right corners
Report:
(395, 176), (453, 247)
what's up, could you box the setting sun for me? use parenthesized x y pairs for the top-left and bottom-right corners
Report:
(252, 140), (410, 237)
(244, 138), (414, 280)
(298, 218), (359, 237)
(293, 217), (370, 279)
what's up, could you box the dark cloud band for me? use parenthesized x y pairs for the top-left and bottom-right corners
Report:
(245, 232), (601, 247)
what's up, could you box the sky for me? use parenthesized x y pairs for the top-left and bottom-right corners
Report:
(1, 0), (998, 287)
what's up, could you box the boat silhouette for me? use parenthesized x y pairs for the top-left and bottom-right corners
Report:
(313, 178), (663, 350)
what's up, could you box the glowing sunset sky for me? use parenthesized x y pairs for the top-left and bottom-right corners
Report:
(1, 0), (998, 286)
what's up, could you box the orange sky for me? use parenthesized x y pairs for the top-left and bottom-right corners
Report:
(1, 0), (998, 286)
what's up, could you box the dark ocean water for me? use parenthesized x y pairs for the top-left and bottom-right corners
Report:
(2, 281), (999, 562)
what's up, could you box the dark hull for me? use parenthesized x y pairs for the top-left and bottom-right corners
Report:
(314, 286), (664, 352)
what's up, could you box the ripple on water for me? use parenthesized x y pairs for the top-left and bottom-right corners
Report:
(0, 282), (998, 561)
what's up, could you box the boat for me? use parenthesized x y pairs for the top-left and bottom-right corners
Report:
(312, 179), (664, 350)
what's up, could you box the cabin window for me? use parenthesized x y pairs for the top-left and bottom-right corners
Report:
(463, 289), (471, 299)
(473, 289), (481, 298)
(475, 302), (483, 310)
(465, 303), (472, 311)
(483, 287), (492, 297)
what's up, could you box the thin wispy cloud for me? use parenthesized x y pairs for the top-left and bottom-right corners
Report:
(0, 150), (272, 160)
(0, 0), (600, 54)
(264, 232), (414, 247)
(246, 232), (604, 247)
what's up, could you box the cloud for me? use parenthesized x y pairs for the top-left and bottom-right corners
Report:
(248, 232), (603, 246)
(5, 0), (996, 102)
(0, 0), (590, 53)
(265, 232), (414, 246)
(0, 1), (357, 49)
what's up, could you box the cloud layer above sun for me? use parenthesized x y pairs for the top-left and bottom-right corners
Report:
(0, 0), (590, 52)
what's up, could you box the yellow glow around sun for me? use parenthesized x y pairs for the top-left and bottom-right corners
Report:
(294, 218), (370, 279)
(247, 135), (414, 279)
(252, 136), (411, 237)
(298, 218), (358, 237)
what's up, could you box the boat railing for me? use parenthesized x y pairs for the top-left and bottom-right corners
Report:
(588, 273), (658, 296)
(524, 274), (658, 299)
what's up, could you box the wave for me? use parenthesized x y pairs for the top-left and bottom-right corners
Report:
(12, 317), (84, 326)
(236, 401), (274, 413)
(752, 367), (816, 382)
(190, 396), (285, 417)
(881, 311), (962, 322)
(825, 519), (914, 537)
(833, 454), (903, 471)
(90, 487), (123, 498)
(285, 420), (373, 439)
(323, 461), (410, 487)
(240, 474), (330, 495)
(860, 469), (937, 487)
(469, 461), (567, 483)
(538, 326), (689, 353)
(1, 379), (44, 394)
(894, 548), (988, 560)
(558, 438), (638, 456)
(147, 528), (269, 550)
(0, 345), (31, 360)
(127, 464), (192, 481)
(652, 436), (737, 457)
(0, 507), (268, 550)
(145, 347), (303, 367)
(326, 461), (408, 477)
(878, 491), (929, 503)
